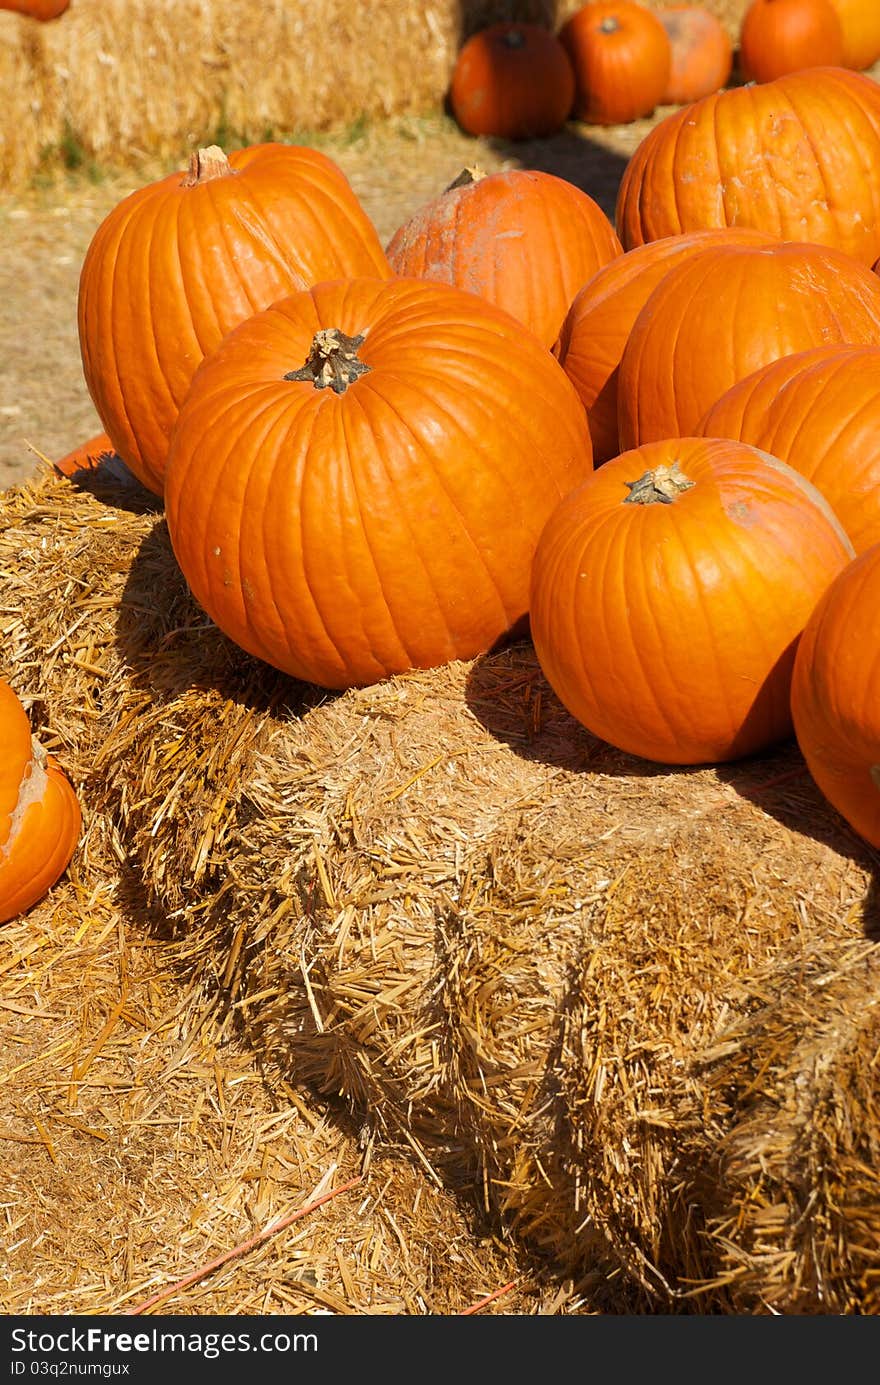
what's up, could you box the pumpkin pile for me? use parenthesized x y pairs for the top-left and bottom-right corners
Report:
(5, 31), (880, 1306)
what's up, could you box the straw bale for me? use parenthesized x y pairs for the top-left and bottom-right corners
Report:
(0, 0), (752, 190)
(2, 461), (878, 1312)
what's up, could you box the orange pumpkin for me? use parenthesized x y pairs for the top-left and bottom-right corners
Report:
(617, 239), (880, 447)
(448, 21), (575, 139)
(385, 166), (622, 350)
(164, 276), (594, 691)
(54, 432), (115, 478)
(656, 5), (733, 104)
(558, 0), (672, 125)
(78, 142), (391, 497)
(529, 437), (854, 765)
(791, 542), (880, 848)
(827, 0), (880, 69)
(0, 0), (68, 17)
(553, 226), (773, 466)
(696, 344), (880, 555)
(0, 679), (81, 925)
(615, 67), (880, 266)
(739, 0), (844, 83)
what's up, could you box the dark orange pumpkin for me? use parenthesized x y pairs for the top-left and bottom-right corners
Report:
(78, 142), (392, 497)
(449, 21), (575, 138)
(615, 66), (880, 266)
(554, 226), (773, 466)
(617, 239), (880, 447)
(529, 437), (854, 765)
(695, 344), (880, 555)
(164, 276), (594, 691)
(0, 0), (69, 17)
(385, 166), (622, 350)
(739, 0), (843, 83)
(54, 432), (115, 478)
(0, 679), (81, 925)
(656, 5), (733, 104)
(791, 542), (880, 848)
(558, 0), (672, 125)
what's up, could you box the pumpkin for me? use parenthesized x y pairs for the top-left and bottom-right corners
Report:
(0, 1), (69, 17)
(827, 0), (880, 70)
(77, 141), (392, 497)
(164, 276), (594, 692)
(615, 66), (880, 266)
(791, 542), (880, 848)
(553, 226), (773, 466)
(385, 166), (622, 350)
(617, 239), (880, 447)
(54, 432), (115, 477)
(696, 344), (880, 555)
(529, 437), (854, 766)
(558, 0), (672, 125)
(656, 5), (733, 104)
(0, 679), (81, 925)
(448, 21), (575, 139)
(739, 0), (844, 83)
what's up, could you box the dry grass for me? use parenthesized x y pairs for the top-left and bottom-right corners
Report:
(3, 459), (879, 1313)
(0, 0), (754, 189)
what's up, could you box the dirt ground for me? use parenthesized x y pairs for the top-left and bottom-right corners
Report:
(0, 111), (654, 491)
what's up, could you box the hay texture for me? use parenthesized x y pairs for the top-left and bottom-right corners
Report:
(3, 461), (879, 1313)
(0, 0), (752, 189)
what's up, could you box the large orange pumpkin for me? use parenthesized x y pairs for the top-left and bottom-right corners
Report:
(656, 5), (733, 104)
(615, 66), (880, 266)
(739, 0), (843, 84)
(553, 226), (773, 466)
(616, 239), (880, 447)
(791, 542), (880, 848)
(0, 679), (81, 925)
(385, 166), (622, 350)
(696, 344), (880, 555)
(78, 142), (391, 497)
(529, 437), (854, 766)
(558, 0), (672, 125)
(164, 276), (594, 692)
(827, 0), (880, 70)
(448, 21), (575, 139)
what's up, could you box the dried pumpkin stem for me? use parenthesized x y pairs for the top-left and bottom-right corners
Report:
(445, 165), (487, 193)
(623, 461), (695, 505)
(180, 144), (235, 188)
(284, 328), (372, 394)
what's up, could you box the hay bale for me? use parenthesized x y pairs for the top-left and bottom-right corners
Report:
(0, 0), (753, 190)
(2, 462), (878, 1312)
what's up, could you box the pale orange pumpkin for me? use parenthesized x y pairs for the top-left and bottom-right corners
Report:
(656, 5), (733, 104)
(827, 0), (880, 69)
(0, 679), (81, 925)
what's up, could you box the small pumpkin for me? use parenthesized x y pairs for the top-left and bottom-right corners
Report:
(558, 0), (672, 125)
(164, 276), (594, 691)
(54, 432), (115, 478)
(0, 679), (81, 925)
(449, 21), (575, 139)
(656, 5), (733, 104)
(529, 437), (854, 766)
(554, 226), (773, 466)
(827, 0), (880, 70)
(791, 542), (880, 848)
(617, 239), (880, 447)
(385, 166), (622, 350)
(739, 0), (844, 84)
(78, 141), (391, 497)
(695, 344), (880, 555)
(615, 66), (880, 266)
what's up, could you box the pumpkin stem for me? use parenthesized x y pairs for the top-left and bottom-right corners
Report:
(284, 328), (372, 394)
(445, 165), (486, 193)
(180, 144), (235, 188)
(599, 16), (621, 33)
(501, 27), (527, 49)
(623, 461), (695, 505)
